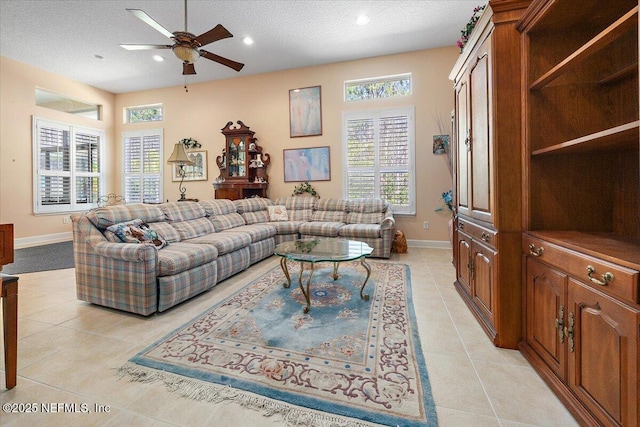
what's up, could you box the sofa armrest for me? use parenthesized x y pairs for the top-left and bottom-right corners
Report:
(72, 213), (160, 315)
(380, 216), (395, 232)
(380, 206), (395, 232)
(93, 241), (157, 262)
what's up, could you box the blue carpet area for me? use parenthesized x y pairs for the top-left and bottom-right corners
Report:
(120, 261), (437, 426)
(2, 241), (74, 274)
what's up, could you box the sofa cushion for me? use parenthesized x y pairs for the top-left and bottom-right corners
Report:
(347, 198), (387, 214)
(147, 222), (181, 243)
(268, 205), (289, 221)
(159, 201), (206, 222)
(200, 199), (246, 231)
(299, 221), (345, 237)
(156, 242), (218, 276)
(347, 211), (384, 225)
(234, 198), (272, 225)
(346, 199), (386, 224)
(311, 199), (347, 223)
(227, 224), (276, 243)
(270, 221), (302, 236)
(106, 219), (168, 248)
(159, 202), (215, 239)
(200, 199), (237, 216)
(87, 204), (165, 230)
(338, 223), (382, 239)
(171, 218), (216, 240)
(210, 213), (245, 232)
(273, 196), (315, 222)
(185, 231), (252, 256)
(106, 219), (144, 241)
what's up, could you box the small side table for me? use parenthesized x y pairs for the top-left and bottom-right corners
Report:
(1, 274), (18, 389)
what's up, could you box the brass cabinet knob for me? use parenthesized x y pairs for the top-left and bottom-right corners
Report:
(528, 244), (544, 257)
(586, 265), (614, 286)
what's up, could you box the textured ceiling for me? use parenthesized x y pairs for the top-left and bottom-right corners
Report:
(0, 0), (483, 94)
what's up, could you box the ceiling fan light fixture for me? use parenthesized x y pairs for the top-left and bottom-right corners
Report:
(172, 44), (199, 63)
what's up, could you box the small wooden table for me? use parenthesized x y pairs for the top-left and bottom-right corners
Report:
(1, 274), (18, 389)
(274, 239), (373, 313)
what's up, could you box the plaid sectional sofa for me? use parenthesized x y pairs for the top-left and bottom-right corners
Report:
(71, 196), (395, 315)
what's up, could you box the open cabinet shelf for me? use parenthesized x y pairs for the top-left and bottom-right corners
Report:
(531, 121), (639, 155)
(530, 6), (638, 90)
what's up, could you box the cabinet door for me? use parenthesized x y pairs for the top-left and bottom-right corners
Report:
(227, 136), (247, 178)
(568, 279), (639, 427)
(525, 257), (567, 379)
(471, 240), (495, 325)
(456, 231), (472, 295)
(468, 35), (493, 223)
(455, 75), (471, 217)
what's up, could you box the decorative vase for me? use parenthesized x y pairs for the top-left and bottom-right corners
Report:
(255, 154), (264, 167)
(448, 218), (454, 244)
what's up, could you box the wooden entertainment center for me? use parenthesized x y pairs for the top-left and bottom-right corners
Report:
(451, 1), (639, 425)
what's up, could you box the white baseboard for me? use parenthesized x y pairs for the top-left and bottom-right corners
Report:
(407, 239), (452, 249)
(14, 232), (73, 249)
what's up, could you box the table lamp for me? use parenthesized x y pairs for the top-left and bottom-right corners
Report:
(167, 143), (195, 201)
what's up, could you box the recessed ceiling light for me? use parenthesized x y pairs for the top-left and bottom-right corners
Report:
(152, 55), (165, 62)
(94, 54), (105, 60)
(356, 15), (370, 26)
(243, 36), (254, 45)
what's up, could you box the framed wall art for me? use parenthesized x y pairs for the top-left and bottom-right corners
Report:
(172, 150), (208, 181)
(433, 134), (449, 154)
(289, 85), (322, 138)
(283, 146), (330, 182)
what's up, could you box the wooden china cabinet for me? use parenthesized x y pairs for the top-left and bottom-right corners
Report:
(213, 121), (270, 200)
(518, 0), (640, 425)
(449, 0), (530, 349)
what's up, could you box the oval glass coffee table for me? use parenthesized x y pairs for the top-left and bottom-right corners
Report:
(274, 239), (374, 313)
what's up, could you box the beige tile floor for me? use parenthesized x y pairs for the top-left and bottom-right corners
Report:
(0, 248), (578, 426)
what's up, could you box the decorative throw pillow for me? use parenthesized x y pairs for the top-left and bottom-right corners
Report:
(106, 219), (167, 249)
(268, 205), (289, 221)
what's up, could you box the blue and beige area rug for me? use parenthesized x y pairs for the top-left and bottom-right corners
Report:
(118, 261), (437, 426)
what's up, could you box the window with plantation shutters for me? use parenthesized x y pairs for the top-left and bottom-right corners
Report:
(343, 107), (415, 215)
(33, 117), (104, 213)
(122, 130), (163, 203)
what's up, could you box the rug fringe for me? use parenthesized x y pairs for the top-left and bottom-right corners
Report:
(116, 363), (379, 427)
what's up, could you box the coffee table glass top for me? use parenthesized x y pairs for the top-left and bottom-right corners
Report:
(274, 239), (373, 263)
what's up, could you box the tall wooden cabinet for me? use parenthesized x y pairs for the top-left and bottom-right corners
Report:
(449, 0), (530, 349)
(213, 121), (270, 200)
(518, 0), (640, 425)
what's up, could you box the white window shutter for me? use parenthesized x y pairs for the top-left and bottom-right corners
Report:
(33, 117), (104, 213)
(123, 130), (163, 203)
(343, 107), (415, 214)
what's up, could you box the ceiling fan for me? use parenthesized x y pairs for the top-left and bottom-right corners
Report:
(119, 0), (244, 76)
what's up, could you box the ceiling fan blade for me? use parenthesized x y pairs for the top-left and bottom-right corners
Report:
(183, 63), (197, 75)
(200, 50), (245, 72)
(126, 9), (174, 39)
(194, 24), (233, 47)
(120, 44), (173, 50)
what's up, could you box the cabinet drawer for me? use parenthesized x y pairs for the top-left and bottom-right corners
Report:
(524, 235), (639, 304)
(458, 218), (497, 248)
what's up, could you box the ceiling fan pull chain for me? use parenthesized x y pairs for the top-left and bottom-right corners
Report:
(184, 76), (189, 92)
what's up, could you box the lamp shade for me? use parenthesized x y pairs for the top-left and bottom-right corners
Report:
(167, 143), (195, 165)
